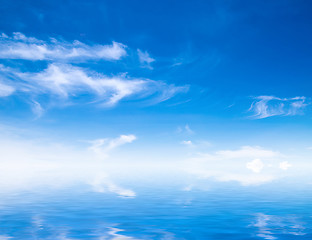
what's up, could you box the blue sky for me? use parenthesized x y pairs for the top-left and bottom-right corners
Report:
(0, 0), (312, 196)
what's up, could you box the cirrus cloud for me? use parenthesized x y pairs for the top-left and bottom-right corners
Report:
(0, 32), (127, 61)
(0, 81), (15, 97)
(0, 63), (189, 114)
(137, 49), (155, 69)
(0, 33), (190, 116)
(248, 96), (308, 119)
(88, 134), (137, 157)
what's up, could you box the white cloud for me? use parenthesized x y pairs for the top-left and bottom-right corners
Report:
(0, 124), (309, 197)
(184, 124), (194, 134)
(279, 161), (292, 170)
(137, 49), (155, 69)
(184, 146), (285, 186)
(19, 64), (146, 105)
(99, 134), (136, 151)
(0, 32), (127, 61)
(0, 81), (15, 97)
(31, 100), (44, 118)
(248, 96), (307, 119)
(89, 134), (136, 157)
(177, 124), (194, 135)
(215, 174), (276, 186)
(180, 140), (212, 149)
(0, 63), (188, 108)
(216, 146), (279, 159)
(0, 132), (136, 197)
(246, 159), (264, 173)
(181, 140), (193, 146)
(0, 33), (189, 113)
(0, 236), (13, 240)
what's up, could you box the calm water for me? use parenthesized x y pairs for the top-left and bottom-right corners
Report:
(0, 185), (311, 239)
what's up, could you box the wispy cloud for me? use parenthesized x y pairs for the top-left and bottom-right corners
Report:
(0, 32), (127, 61)
(0, 63), (188, 108)
(0, 81), (15, 97)
(89, 134), (136, 157)
(0, 235), (13, 240)
(180, 140), (211, 149)
(177, 124), (194, 135)
(248, 96), (308, 119)
(137, 49), (155, 69)
(0, 33), (189, 115)
(31, 100), (44, 118)
(216, 146), (278, 159)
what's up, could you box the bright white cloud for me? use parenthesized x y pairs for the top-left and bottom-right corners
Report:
(0, 132), (136, 197)
(246, 159), (264, 173)
(248, 96), (307, 119)
(20, 64), (146, 105)
(0, 63), (188, 107)
(216, 146), (279, 159)
(0, 33), (189, 113)
(0, 124), (310, 196)
(137, 49), (155, 69)
(89, 134), (136, 157)
(0, 32), (127, 61)
(106, 134), (136, 150)
(184, 146), (286, 186)
(279, 161), (292, 170)
(181, 140), (193, 146)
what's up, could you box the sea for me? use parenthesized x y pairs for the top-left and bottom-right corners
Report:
(0, 183), (311, 239)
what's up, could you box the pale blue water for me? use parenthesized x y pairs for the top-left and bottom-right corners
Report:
(1, 185), (312, 239)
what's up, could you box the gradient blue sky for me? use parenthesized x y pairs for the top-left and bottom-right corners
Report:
(0, 0), (312, 195)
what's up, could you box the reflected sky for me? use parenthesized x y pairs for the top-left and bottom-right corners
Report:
(1, 186), (311, 239)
